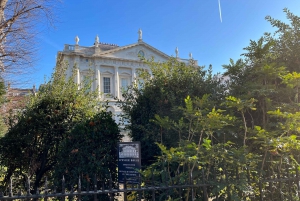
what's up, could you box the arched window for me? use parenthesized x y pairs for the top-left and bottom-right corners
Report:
(138, 50), (144, 57)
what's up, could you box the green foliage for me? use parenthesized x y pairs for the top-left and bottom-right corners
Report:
(0, 79), (5, 105)
(141, 140), (257, 200)
(0, 79), (7, 136)
(119, 58), (227, 167)
(265, 8), (300, 72)
(0, 61), (100, 192)
(53, 111), (121, 200)
(127, 9), (300, 200)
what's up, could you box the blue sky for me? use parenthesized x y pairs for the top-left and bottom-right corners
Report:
(31, 0), (300, 88)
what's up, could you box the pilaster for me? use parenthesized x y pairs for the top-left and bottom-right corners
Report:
(132, 67), (136, 84)
(76, 68), (80, 89)
(114, 66), (119, 99)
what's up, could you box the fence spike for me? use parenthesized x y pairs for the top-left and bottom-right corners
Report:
(138, 174), (142, 201)
(296, 167), (300, 194)
(94, 174), (97, 192)
(78, 176), (82, 201)
(44, 177), (48, 201)
(44, 177), (48, 195)
(124, 174), (128, 201)
(93, 174), (97, 201)
(61, 175), (66, 201)
(202, 168), (208, 201)
(109, 173), (112, 190)
(191, 172), (194, 201)
(78, 176), (81, 192)
(27, 176), (30, 196)
(109, 173), (113, 201)
(62, 175), (65, 194)
(9, 177), (13, 197)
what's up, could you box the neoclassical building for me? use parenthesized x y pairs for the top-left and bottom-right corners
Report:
(58, 30), (198, 140)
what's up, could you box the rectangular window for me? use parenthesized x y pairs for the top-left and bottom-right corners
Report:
(103, 77), (111, 93)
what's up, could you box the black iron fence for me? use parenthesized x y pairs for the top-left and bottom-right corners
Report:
(1, 167), (300, 201)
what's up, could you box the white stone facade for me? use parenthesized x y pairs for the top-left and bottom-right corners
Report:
(58, 32), (198, 141)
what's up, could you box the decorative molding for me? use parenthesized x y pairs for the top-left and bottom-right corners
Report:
(101, 70), (114, 75)
(119, 72), (131, 76)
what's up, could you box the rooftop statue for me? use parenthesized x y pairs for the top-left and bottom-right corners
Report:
(175, 47), (179, 58)
(138, 29), (142, 41)
(95, 35), (99, 47)
(75, 36), (79, 45)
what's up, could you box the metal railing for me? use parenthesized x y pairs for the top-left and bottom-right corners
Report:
(1, 167), (300, 201)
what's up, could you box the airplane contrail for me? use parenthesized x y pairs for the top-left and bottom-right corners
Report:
(218, 0), (222, 23)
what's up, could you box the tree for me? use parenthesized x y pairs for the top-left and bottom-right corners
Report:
(119, 58), (226, 167)
(0, 0), (57, 82)
(265, 8), (300, 72)
(53, 111), (121, 200)
(124, 9), (300, 200)
(0, 61), (99, 193)
(0, 77), (6, 136)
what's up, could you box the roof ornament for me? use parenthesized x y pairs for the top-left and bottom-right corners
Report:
(138, 28), (142, 41)
(95, 35), (99, 47)
(189, 52), (193, 59)
(175, 47), (179, 58)
(75, 36), (79, 45)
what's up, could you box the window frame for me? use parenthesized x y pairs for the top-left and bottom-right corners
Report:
(103, 77), (111, 94)
(101, 71), (114, 97)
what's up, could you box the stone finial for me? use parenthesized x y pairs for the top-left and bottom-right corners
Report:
(75, 36), (79, 45)
(95, 35), (99, 47)
(175, 47), (179, 58)
(189, 52), (193, 59)
(138, 28), (142, 41)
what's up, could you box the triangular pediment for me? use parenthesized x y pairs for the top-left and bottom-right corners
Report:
(97, 42), (170, 62)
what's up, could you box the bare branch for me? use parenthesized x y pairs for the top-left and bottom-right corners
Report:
(0, 0), (59, 86)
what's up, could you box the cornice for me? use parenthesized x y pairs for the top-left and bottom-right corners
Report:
(98, 41), (170, 59)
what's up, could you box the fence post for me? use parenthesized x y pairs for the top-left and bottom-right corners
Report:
(94, 174), (97, 201)
(124, 175), (127, 201)
(266, 170), (272, 201)
(78, 176), (81, 201)
(225, 167), (231, 201)
(9, 177), (13, 197)
(44, 177), (48, 201)
(296, 167), (300, 196)
(213, 168), (219, 201)
(190, 172), (194, 201)
(109, 173), (113, 201)
(202, 169), (208, 201)
(26, 177), (30, 201)
(258, 179), (263, 201)
(151, 171), (155, 201)
(62, 176), (65, 201)
(138, 174), (142, 201)
(277, 167), (283, 201)
(286, 167), (292, 201)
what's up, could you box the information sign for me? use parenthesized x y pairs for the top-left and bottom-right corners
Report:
(118, 142), (141, 184)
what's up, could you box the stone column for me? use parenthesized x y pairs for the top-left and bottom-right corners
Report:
(114, 66), (119, 99)
(76, 68), (80, 89)
(132, 67), (136, 84)
(95, 66), (101, 98)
